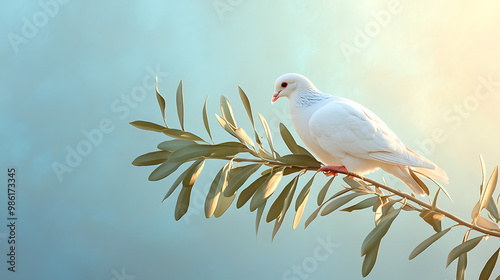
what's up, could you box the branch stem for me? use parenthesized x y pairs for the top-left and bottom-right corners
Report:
(211, 156), (500, 238)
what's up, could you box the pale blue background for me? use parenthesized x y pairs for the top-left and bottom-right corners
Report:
(2, 1), (500, 279)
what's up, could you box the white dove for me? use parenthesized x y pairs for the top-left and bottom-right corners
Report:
(272, 73), (449, 195)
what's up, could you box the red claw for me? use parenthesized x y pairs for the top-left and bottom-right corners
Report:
(319, 166), (348, 177)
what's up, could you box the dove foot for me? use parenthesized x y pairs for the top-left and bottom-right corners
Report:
(319, 165), (348, 177)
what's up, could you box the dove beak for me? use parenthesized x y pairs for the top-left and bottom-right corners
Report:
(271, 90), (282, 104)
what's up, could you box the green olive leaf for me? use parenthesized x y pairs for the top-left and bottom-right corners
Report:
(409, 227), (452, 260)
(479, 248), (500, 280)
(446, 236), (483, 267)
(155, 77), (168, 128)
(148, 161), (184, 181)
(132, 151), (171, 166)
(250, 167), (284, 211)
(202, 96), (213, 142)
(176, 80), (184, 131)
(223, 164), (262, 197)
(237, 174), (269, 209)
(163, 127), (205, 142)
(157, 139), (198, 152)
(278, 154), (321, 169)
(321, 193), (365, 216)
(341, 196), (378, 212)
(130, 121), (166, 132)
(220, 95), (237, 128)
(361, 208), (401, 256)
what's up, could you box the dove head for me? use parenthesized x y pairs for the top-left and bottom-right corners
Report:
(272, 73), (318, 103)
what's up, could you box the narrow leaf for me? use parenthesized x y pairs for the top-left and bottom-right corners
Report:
(163, 127), (205, 142)
(168, 142), (248, 163)
(279, 123), (300, 154)
(220, 95), (237, 128)
(237, 174), (268, 208)
(343, 177), (362, 189)
(211, 161), (233, 218)
(132, 151), (170, 166)
(279, 123), (314, 158)
(267, 176), (298, 222)
(362, 241), (380, 277)
(284, 167), (304, 176)
(239, 86), (254, 126)
(155, 77), (168, 128)
(486, 197), (500, 222)
(174, 185), (192, 220)
(480, 166), (499, 213)
(341, 196), (378, 212)
(157, 139), (197, 152)
(215, 114), (241, 139)
(235, 128), (255, 148)
(250, 168), (284, 211)
(182, 159), (205, 188)
(272, 215), (285, 241)
(223, 164), (262, 197)
(295, 175), (316, 211)
(162, 163), (198, 202)
(272, 177), (298, 240)
(321, 193), (364, 216)
(278, 154), (321, 169)
(476, 216), (500, 231)
(255, 201), (266, 235)
(130, 121), (166, 132)
(258, 114), (275, 156)
(174, 159), (205, 220)
(419, 210), (444, 232)
(317, 177), (335, 206)
(238, 86), (262, 147)
(479, 248), (500, 280)
(408, 168), (430, 195)
(293, 190), (309, 230)
(148, 161), (183, 181)
(304, 205), (321, 229)
(457, 253), (467, 280)
(447, 236), (483, 267)
(361, 208), (401, 256)
(409, 227), (452, 260)
(205, 166), (226, 218)
(214, 192), (236, 218)
(202, 96), (213, 142)
(176, 80), (184, 130)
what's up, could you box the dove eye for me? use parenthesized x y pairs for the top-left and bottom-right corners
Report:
(281, 82), (288, 88)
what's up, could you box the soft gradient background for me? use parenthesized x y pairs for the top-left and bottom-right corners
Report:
(2, 1), (500, 279)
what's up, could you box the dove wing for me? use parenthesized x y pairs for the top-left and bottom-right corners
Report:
(308, 100), (434, 169)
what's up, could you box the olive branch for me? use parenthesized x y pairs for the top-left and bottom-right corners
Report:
(130, 79), (500, 279)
